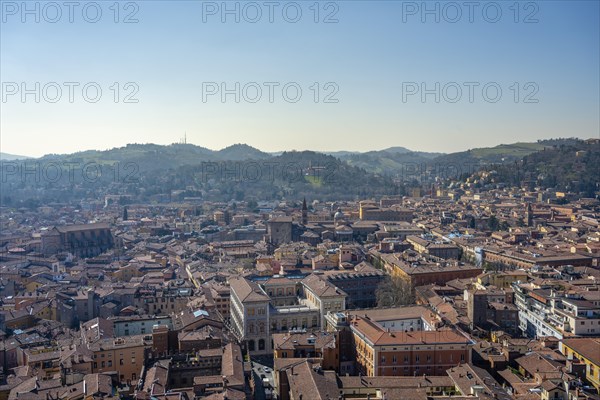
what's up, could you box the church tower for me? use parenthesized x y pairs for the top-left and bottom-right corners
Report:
(302, 198), (308, 225)
(526, 202), (533, 227)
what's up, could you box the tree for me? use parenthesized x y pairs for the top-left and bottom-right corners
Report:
(488, 215), (500, 231)
(375, 276), (415, 307)
(468, 217), (476, 229)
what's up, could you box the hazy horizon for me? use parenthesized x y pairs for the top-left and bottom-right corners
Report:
(2, 135), (597, 160)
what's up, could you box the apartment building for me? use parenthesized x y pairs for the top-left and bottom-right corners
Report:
(514, 283), (600, 339)
(87, 335), (150, 385)
(560, 338), (600, 392)
(350, 315), (473, 377)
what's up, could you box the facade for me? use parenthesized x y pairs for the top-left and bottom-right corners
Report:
(323, 268), (385, 309)
(41, 223), (114, 257)
(273, 331), (339, 371)
(359, 201), (413, 222)
(466, 288), (518, 335)
(267, 217), (293, 246)
(350, 315), (472, 377)
(87, 335), (149, 385)
(229, 276), (271, 354)
(514, 283), (600, 339)
(111, 315), (172, 337)
(407, 235), (461, 259)
(301, 274), (347, 327)
(229, 275), (347, 354)
(560, 338), (600, 392)
(377, 251), (482, 287)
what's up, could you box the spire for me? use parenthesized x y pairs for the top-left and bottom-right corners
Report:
(301, 197), (308, 225)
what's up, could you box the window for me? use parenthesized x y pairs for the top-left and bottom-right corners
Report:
(108, 360), (112, 367)
(120, 359), (124, 365)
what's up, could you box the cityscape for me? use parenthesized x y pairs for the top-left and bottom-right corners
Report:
(1, 1), (600, 400)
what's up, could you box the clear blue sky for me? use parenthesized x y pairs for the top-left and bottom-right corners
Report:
(1, 0), (599, 157)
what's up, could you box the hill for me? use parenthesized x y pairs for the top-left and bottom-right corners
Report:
(480, 140), (600, 196)
(216, 144), (271, 160)
(0, 152), (30, 160)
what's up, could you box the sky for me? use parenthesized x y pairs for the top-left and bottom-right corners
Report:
(1, 0), (599, 157)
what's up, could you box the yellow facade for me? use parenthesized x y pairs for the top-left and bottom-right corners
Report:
(562, 342), (600, 392)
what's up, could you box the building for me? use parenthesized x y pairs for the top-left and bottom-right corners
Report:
(111, 315), (172, 337)
(87, 335), (150, 385)
(273, 331), (339, 371)
(514, 283), (600, 339)
(376, 251), (482, 287)
(229, 277), (271, 355)
(407, 235), (461, 259)
(301, 274), (347, 328)
(466, 288), (518, 335)
(350, 315), (473, 377)
(41, 223), (114, 257)
(560, 338), (600, 392)
(359, 201), (413, 222)
(267, 217), (293, 246)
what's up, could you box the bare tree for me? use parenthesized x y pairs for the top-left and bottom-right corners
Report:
(375, 275), (415, 307)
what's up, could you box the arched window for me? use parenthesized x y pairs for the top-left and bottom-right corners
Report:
(258, 339), (265, 351)
(248, 340), (255, 352)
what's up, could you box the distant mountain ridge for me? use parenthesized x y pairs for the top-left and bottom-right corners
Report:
(3, 138), (587, 176)
(0, 152), (30, 160)
(1, 137), (596, 206)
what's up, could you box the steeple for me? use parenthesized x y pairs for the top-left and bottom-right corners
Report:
(526, 202), (533, 227)
(301, 198), (308, 225)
